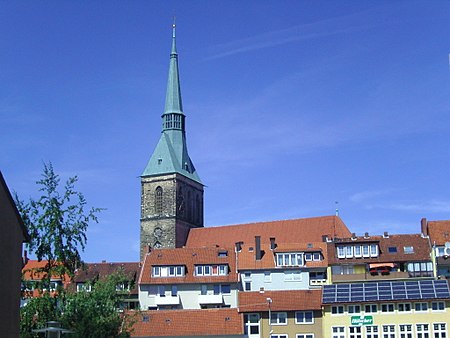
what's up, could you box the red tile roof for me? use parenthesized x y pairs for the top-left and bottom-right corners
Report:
(22, 260), (66, 281)
(139, 247), (238, 284)
(427, 220), (450, 246)
(327, 234), (431, 265)
(72, 262), (141, 294)
(238, 290), (322, 312)
(186, 216), (351, 249)
(129, 308), (243, 337)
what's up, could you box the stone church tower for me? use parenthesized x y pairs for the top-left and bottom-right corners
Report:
(140, 25), (203, 260)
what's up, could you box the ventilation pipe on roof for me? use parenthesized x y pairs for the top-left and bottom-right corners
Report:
(270, 237), (276, 250)
(364, 232), (370, 239)
(383, 231), (389, 238)
(255, 236), (262, 261)
(322, 235), (328, 242)
(351, 233), (357, 240)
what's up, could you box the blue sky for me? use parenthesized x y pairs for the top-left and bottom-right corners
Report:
(2, 1), (450, 262)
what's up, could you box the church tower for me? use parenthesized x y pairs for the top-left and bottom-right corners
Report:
(140, 24), (204, 260)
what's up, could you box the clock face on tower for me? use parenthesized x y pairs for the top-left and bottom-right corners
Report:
(154, 227), (163, 239)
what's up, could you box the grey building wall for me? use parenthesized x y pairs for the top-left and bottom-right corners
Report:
(0, 173), (28, 338)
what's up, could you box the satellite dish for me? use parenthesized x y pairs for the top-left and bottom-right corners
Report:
(445, 242), (450, 248)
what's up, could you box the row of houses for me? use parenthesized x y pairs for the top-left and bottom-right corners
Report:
(21, 216), (450, 338)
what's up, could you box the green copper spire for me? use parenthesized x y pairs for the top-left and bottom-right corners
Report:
(163, 23), (183, 117)
(142, 24), (201, 184)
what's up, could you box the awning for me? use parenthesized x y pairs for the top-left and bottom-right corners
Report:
(369, 263), (396, 269)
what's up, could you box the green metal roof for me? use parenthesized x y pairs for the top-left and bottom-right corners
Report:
(141, 24), (201, 184)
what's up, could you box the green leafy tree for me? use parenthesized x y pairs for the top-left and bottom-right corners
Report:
(15, 162), (102, 284)
(20, 273), (135, 338)
(19, 294), (59, 338)
(60, 273), (135, 338)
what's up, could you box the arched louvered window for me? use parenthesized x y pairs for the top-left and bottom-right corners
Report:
(155, 186), (163, 215)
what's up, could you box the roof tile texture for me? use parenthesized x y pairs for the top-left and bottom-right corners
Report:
(186, 216), (351, 249)
(130, 308), (243, 337)
(427, 220), (450, 245)
(139, 247), (238, 284)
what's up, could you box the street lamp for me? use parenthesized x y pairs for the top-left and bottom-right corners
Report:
(266, 298), (273, 338)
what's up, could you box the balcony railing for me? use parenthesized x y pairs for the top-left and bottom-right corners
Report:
(155, 295), (180, 305)
(332, 271), (410, 283)
(198, 294), (223, 305)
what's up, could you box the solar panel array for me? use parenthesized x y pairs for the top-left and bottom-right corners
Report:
(322, 280), (450, 304)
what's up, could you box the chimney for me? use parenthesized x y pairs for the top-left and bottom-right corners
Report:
(383, 231), (389, 238)
(364, 232), (369, 238)
(235, 242), (242, 252)
(351, 233), (356, 240)
(255, 236), (262, 261)
(421, 218), (428, 236)
(270, 237), (276, 250)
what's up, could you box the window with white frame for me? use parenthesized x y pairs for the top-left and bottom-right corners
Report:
(152, 265), (185, 277)
(295, 311), (313, 324)
(349, 326), (362, 338)
(414, 302), (428, 312)
(336, 244), (379, 259)
(332, 326), (345, 338)
(331, 265), (354, 275)
(244, 313), (260, 336)
(431, 301), (445, 311)
(382, 325), (395, 338)
(285, 271), (302, 281)
(433, 323), (446, 338)
(416, 324), (430, 338)
(381, 303), (394, 313)
(195, 264), (228, 276)
(397, 303), (411, 312)
(407, 262), (433, 277)
(365, 325), (379, 338)
(399, 324), (412, 338)
(76, 283), (91, 292)
(296, 334), (313, 338)
(331, 305), (344, 314)
(365, 304), (378, 313)
(348, 305), (361, 314)
(354, 245), (362, 257)
(271, 335), (288, 338)
(270, 312), (287, 325)
(276, 253), (304, 267)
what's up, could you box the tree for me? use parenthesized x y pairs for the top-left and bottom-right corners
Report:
(15, 162), (102, 284)
(20, 273), (136, 338)
(60, 272), (135, 338)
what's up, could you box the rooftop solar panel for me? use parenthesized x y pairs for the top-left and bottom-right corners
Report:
(322, 279), (450, 304)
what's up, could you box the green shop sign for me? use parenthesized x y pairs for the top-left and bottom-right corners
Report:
(351, 316), (373, 326)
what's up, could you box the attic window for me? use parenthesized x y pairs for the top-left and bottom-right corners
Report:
(158, 158), (162, 165)
(388, 247), (397, 253)
(218, 251), (228, 257)
(142, 315), (149, 322)
(404, 246), (414, 254)
(307, 243), (313, 248)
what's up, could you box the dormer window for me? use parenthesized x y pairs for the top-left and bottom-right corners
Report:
(276, 253), (304, 267)
(304, 252), (322, 261)
(152, 265), (185, 277)
(195, 264), (228, 276)
(337, 244), (379, 259)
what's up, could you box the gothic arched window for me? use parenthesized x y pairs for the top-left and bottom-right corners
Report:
(155, 186), (163, 215)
